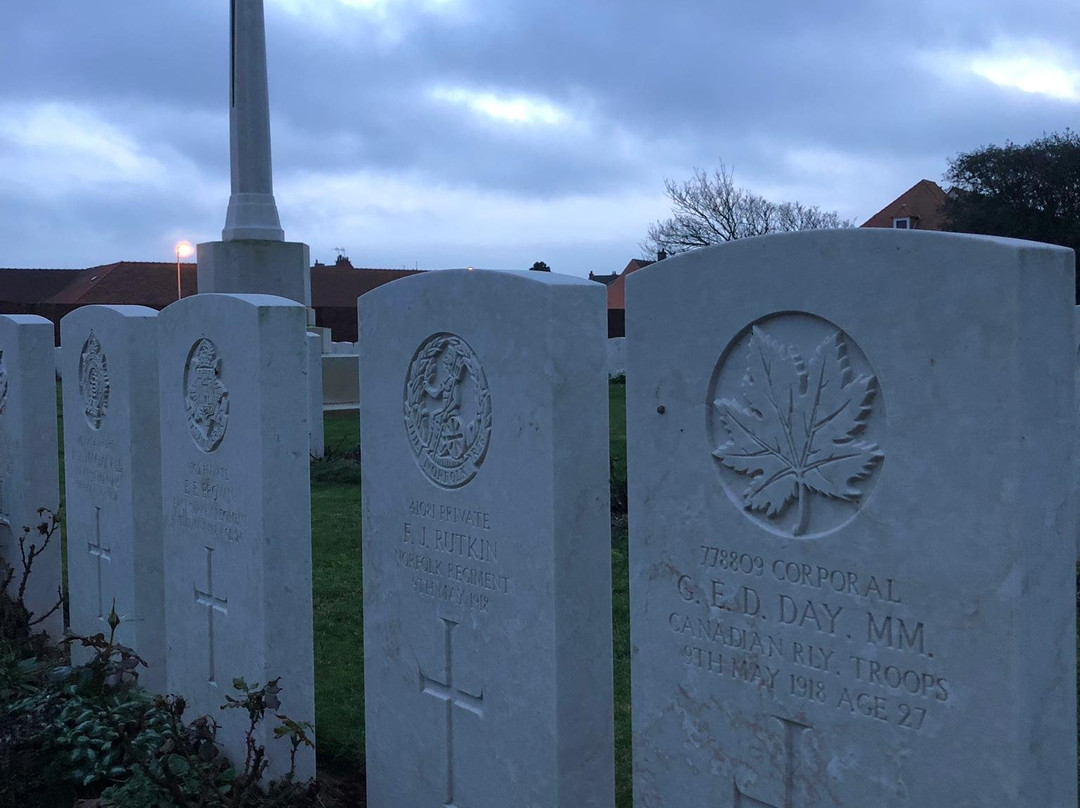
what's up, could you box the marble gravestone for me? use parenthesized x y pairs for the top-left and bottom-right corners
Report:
(1074, 305), (1079, 559)
(159, 293), (314, 781)
(626, 230), (1076, 806)
(359, 270), (615, 807)
(61, 306), (165, 691)
(0, 314), (62, 638)
(306, 331), (324, 459)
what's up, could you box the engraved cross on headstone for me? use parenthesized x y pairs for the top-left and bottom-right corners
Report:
(0, 480), (11, 578)
(420, 618), (485, 808)
(732, 716), (810, 808)
(86, 506), (112, 620)
(193, 546), (228, 684)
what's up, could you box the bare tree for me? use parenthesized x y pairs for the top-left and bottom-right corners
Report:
(642, 162), (854, 256)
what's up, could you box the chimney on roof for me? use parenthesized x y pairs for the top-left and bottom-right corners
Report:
(657, 250), (668, 262)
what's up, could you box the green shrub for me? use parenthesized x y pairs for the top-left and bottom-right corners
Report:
(0, 508), (319, 807)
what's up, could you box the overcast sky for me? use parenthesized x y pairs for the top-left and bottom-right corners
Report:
(1, 0), (1077, 277)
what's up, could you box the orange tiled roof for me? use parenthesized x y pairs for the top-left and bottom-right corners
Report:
(36, 260), (423, 309)
(607, 258), (655, 310)
(861, 180), (948, 231)
(45, 262), (196, 306)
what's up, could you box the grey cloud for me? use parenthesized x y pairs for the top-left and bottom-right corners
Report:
(1, 0), (1078, 267)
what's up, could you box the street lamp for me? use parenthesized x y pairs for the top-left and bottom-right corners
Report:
(175, 241), (194, 300)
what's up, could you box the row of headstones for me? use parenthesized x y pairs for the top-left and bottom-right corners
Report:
(0, 294), (314, 782)
(0, 229), (1075, 804)
(355, 230), (1077, 806)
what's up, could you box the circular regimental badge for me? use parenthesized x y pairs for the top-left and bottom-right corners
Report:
(184, 337), (229, 453)
(79, 330), (110, 430)
(0, 350), (7, 417)
(706, 312), (886, 539)
(404, 333), (492, 489)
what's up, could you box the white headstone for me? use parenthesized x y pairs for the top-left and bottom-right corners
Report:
(159, 293), (314, 781)
(607, 336), (627, 378)
(626, 230), (1076, 806)
(359, 269), (615, 807)
(306, 331), (324, 459)
(1074, 305), (1079, 559)
(61, 305), (165, 691)
(0, 314), (62, 639)
(312, 326), (332, 352)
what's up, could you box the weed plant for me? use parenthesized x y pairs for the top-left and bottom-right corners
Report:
(0, 510), (318, 807)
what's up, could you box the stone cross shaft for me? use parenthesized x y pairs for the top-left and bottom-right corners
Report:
(87, 506), (112, 620)
(193, 546), (229, 684)
(732, 716), (810, 808)
(419, 618), (485, 808)
(223, 0), (284, 241)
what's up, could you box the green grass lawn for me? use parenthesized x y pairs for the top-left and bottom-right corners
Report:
(311, 478), (365, 770)
(311, 386), (634, 803)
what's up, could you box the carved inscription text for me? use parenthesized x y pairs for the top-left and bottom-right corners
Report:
(72, 434), (122, 502)
(169, 460), (248, 543)
(670, 546), (950, 735)
(400, 498), (510, 613)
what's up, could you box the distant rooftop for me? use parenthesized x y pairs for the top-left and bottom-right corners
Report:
(0, 267), (85, 304)
(861, 179), (948, 231)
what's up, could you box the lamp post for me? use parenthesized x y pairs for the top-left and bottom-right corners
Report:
(175, 241), (194, 300)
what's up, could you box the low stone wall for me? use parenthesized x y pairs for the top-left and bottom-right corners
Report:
(322, 353), (359, 410)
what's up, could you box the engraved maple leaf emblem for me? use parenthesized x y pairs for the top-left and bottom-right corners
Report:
(712, 326), (883, 536)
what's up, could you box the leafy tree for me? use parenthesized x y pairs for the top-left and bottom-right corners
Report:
(530, 261), (551, 272)
(941, 129), (1080, 300)
(642, 162), (854, 256)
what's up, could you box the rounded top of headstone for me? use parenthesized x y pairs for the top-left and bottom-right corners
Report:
(0, 313), (54, 332)
(63, 305), (160, 325)
(360, 267), (599, 309)
(626, 228), (1077, 299)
